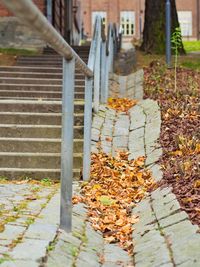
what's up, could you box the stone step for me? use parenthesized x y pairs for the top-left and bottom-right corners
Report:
(0, 71), (84, 79)
(19, 54), (61, 59)
(0, 96), (63, 101)
(17, 54), (88, 59)
(0, 152), (82, 169)
(17, 58), (62, 63)
(0, 112), (84, 125)
(18, 55), (88, 61)
(0, 49), (90, 181)
(43, 46), (90, 55)
(0, 124), (83, 138)
(0, 90), (84, 100)
(0, 77), (85, 86)
(0, 66), (63, 73)
(0, 66), (86, 74)
(17, 51), (89, 60)
(15, 62), (63, 67)
(0, 99), (84, 113)
(16, 58), (88, 67)
(0, 84), (85, 92)
(72, 45), (90, 51)
(0, 168), (81, 180)
(0, 137), (83, 153)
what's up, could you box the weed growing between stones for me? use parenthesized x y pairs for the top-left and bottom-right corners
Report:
(0, 179), (58, 240)
(171, 27), (182, 92)
(0, 254), (13, 264)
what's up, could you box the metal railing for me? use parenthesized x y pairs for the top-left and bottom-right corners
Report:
(1, 0), (120, 232)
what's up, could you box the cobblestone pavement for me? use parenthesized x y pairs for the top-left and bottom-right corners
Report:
(91, 99), (162, 169)
(0, 86), (200, 266)
(0, 182), (133, 267)
(91, 100), (200, 267)
(0, 182), (59, 266)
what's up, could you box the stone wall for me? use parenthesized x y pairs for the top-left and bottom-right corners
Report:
(109, 69), (144, 100)
(0, 1), (46, 49)
(0, 17), (46, 50)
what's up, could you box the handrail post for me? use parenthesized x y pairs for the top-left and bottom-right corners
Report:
(109, 27), (114, 73)
(83, 77), (93, 180)
(102, 23), (111, 104)
(93, 18), (102, 113)
(104, 48), (110, 103)
(83, 16), (100, 180)
(100, 40), (106, 103)
(166, 0), (171, 67)
(60, 57), (75, 232)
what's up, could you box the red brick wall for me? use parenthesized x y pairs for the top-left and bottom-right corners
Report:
(81, 0), (145, 39)
(0, 0), (46, 17)
(81, 0), (199, 39)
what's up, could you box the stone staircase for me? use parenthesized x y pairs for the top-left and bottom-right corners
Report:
(0, 46), (90, 180)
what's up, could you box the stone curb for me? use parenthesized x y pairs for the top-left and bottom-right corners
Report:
(91, 99), (200, 267)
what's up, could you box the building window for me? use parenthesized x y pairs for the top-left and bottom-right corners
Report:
(178, 11), (192, 37)
(120, 11), (135, 36)
(92, 11), (107, 28)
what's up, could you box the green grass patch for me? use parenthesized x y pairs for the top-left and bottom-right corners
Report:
(181, 60), (200, 70)
(0, 254), (13, 264)
(183, 41), (200, 53)
(0, 47), (40, 56)
(41, 178), (53, 186)
(25, 217), (35, 226)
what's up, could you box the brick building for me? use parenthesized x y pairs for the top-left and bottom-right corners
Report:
(176, 0), (200, 40)
(0, 0), (199, 49)
(0, 0), (81, 49)
(80, 0), (200, 40)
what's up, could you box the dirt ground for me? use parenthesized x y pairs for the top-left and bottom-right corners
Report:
(0, 54), (16, 66)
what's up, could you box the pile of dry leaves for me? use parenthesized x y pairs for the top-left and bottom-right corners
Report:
(144, 63), (200, 225)
(73, 152), (156, 254)
(107, 98), (137, 112)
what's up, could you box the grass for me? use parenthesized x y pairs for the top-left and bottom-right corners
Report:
(0, 47), (40, 66)
(0, 254), (12, 264)
(180, 60), (200, 70)
(41, 178), (53, 186)
(0, 47), (40, 56)
(136, 50), (200, 71)
(183, 41), (200, 53)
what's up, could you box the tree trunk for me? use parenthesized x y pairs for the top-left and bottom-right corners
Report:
(141, 0), (185, 54)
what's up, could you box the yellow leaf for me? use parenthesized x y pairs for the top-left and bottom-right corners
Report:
(194, 180), (200, 188)
(183, 161), (191, 171)
(171, 150), (183, 156)
(98, 195), (115, 206)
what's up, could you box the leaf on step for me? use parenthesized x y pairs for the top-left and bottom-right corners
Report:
(108, 98), (138, 112)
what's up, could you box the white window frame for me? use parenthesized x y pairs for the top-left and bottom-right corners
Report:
(120, 11), (135, 36)
(178, 11), (192, 37)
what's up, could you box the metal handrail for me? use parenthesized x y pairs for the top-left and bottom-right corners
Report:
(87, 16), (100, 70)
(82, 17), (101, 183)
(2, 0), (121, 233)
(106, 24), (111, 56)
(1, 0), (93, 78)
